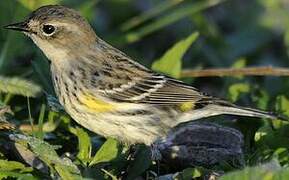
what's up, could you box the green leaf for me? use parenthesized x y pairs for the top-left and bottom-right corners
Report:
(78, 0), (100, 21)
(126, 145), (151, 180)
(120, 0), (183, 32)
(90, 138), (120, 166)
(272, 148), (289, 166)
(69, 127), (92, 164)
(276, 95), (289, 117)
(253, 90), (270, 110)
(17, 0), (61, 10)
(0, 76), (41, 97)
(55, 164), (82, 180)
(228, 83), (250, 102)
(122, 0), (226, 43)
(0, 160), (35, 179)
(0, 160), (32, 172)
(152, 32), (199, 78)
(230, 58), (247, 79)
(10, 134), (80, 178)
(232, 58), (247, 68)
(0, 171), (36, 180)
(174, 168), (202, 180)
(221, 160), (289, 180)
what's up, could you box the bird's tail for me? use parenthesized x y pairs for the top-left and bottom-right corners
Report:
(210, 104), (284, 119)
(178, 102), (287, 123)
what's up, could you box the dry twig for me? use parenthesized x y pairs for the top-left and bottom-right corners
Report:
(181, 66), (289, 77)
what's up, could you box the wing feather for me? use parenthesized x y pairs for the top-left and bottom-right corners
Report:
(88, 53), (207, 105)
(101, 73), (206, 104)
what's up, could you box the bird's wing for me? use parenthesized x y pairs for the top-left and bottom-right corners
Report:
(105, 74), (205, 104)
(91, 54), (210, 105)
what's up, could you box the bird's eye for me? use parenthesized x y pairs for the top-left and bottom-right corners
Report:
(42, 25), (56, 36)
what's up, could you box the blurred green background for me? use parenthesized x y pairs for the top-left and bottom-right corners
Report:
(1, 0), (289, 99)
(0, 0), (289, 179)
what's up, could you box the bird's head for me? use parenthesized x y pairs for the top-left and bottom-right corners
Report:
(4, 5), (97, 61)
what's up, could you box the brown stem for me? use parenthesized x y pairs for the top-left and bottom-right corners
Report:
(181, 66), (289, 77)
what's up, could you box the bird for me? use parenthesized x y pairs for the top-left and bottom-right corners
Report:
(4, 5), (284, 145)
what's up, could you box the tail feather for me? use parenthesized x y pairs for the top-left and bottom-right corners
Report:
(179, 103), (287, 123)
(211, 104), (285, 120)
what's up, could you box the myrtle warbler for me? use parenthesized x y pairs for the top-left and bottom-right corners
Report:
(4, 5), (284, 145)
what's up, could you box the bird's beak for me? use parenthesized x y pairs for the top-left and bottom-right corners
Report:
(3, 21), (29, 32)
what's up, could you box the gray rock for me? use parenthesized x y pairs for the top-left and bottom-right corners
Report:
(154, 122), (244, 168)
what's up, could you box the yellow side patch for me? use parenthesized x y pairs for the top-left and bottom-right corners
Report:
(179, 102), (195, 112)
(79, 94), (115, 112)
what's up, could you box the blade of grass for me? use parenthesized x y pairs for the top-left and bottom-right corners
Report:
(3, 93), (13, 105)
(27, 97), (34, 135)
(0, 3), (25, 74)
(123, 0), (226, 44)
(101, 168), (118, 180)
(31, 55), (54, 95)
(36, 104), (46, 140)
(0, 76), (41, 97)
(0, 39), (10, 72)
(120, 0), (184, 32)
